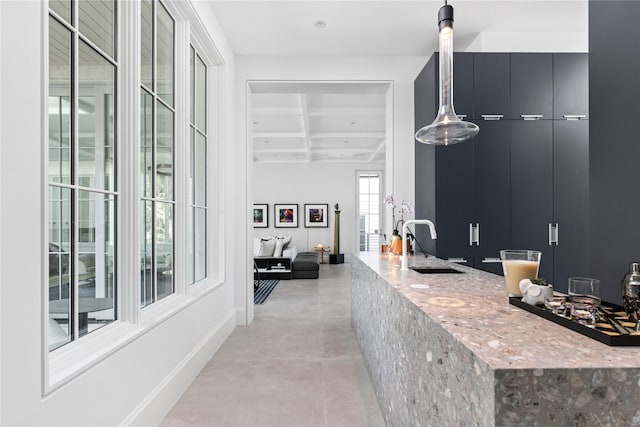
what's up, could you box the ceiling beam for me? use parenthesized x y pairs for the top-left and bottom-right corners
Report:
(299, 93), (312, 163)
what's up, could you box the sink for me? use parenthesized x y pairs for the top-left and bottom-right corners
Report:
(410, 267), (464, 274)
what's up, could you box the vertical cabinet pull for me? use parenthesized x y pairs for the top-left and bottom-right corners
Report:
(548, 223), (559, 246)
(469, 223), (474, 246)
(469, 223), (480, 246)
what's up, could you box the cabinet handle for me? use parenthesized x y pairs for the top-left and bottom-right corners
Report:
(458, 114), (468, 119)
(481, 114), (504, 121)
(554, 223), (559, 245)
(482, 258), (502, 263)
(447, 258), (468, 264)
(521, 114), (543, 120)
(548, 223), (559, 245)
(469, 223), (474, 246)
(469, 223), (479, 246)
(563, 114), (586, 120)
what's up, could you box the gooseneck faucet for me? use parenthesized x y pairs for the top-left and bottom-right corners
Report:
(401, 219), (437, 271)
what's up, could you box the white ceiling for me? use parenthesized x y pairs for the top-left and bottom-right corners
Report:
(250, 82), (389, 164)
(208, 1), (588, 57)
(211, 0), (588, 163)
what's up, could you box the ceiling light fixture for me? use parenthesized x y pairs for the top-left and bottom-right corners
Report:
(415, 1), (479, 146)
(315, 20), (327, 29)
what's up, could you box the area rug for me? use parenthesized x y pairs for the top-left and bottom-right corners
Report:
(254, 280), (280, 304)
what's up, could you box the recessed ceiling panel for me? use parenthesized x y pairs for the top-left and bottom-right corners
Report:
(309, 115), (385, 134)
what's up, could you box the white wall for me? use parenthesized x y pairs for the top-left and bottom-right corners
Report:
(464, 31), (588, 52)
(237, 56), (426, 321)
(0, 1), (241, 425)
(253, 162), (384, 256)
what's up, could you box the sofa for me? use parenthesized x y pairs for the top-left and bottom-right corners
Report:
(254, 237), (319, 279)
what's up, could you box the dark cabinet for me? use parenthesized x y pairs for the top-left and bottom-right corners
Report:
(510, 54), (553, 119)
(414, 52), (588, 283)
(452, 53), (474, 118)
(474, 120), (511, 259)
(553, 119), (590, 293)
(473, 53), (510, 119)
(553, 53), (589, 119)
(435, 140), (474, 259)
(510, 120), (554, 281)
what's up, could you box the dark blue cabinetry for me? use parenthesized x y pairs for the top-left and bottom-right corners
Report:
(415, 52), (589, 283)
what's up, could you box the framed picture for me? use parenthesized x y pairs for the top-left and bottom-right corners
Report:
(253, 204), (268, 228)
(274, 204), (298, 228)
(304, 203), (329, 228)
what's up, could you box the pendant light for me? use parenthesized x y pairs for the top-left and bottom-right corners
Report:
(415, 1), (479, 146)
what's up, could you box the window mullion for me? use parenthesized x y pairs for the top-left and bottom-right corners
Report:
(71, 10), (80, 342)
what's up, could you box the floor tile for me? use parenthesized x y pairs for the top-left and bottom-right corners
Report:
(160, 261), (384, 427)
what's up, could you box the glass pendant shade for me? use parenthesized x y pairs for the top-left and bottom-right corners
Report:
(415, 4), (479, 146)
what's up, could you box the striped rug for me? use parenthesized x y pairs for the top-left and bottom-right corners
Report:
(254, 279), (280, 304)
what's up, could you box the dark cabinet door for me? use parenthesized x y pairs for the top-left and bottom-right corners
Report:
(510, 120), (554, 281)
(452, 53), (474, 119)
(553, 120), (590, 293)
(474, 120), (511, 259)
(510, 54), (553, 119)
(473, 53), (510, 119)
(435, 138), (475, 259)
(553, 53), (589, 119)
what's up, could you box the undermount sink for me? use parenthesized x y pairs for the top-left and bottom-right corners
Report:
(410, 267), (465, 274)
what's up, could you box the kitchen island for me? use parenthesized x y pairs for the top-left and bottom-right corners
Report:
(352, 252), (640, 426)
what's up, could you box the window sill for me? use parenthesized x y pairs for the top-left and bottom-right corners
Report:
(46, 278), (225, 394)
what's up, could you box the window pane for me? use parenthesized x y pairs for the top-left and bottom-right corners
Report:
(79, 0), (115, 58)
(157, 2), (174, 106)
(77, 190), (115, 337)
(48, 186), (71, 350)
(156, 202), (173, 301)
(140, 200), (153, 307)
(156, 101), (173, 200)
(195, 54), (206, 131)
(141, 0), (153, 89)
(195, 207), (206, 281)
(49, 17), (72, 185)
(194, 131), (206, 207)
(79, 40), (115, 191)
(141, 90), (153, 198)
(187, 206), (194, 285)
(50, 0), (71, 24)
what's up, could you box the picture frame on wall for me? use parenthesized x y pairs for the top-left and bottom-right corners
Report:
(253, 204), (268, 228)
(304, 203), (329, 228)
(274, 204), (298, 228)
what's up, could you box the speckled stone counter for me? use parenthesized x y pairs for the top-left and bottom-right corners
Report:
(351, 252), (640, 427)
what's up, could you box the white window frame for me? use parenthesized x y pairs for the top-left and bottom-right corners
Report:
(43, 0), (227, 394)
(356, 170), (384, 252)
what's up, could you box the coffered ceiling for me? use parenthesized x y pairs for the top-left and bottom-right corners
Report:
(250, 82), (389, 164)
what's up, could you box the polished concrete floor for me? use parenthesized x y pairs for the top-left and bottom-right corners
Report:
(160, 262), (385, 427)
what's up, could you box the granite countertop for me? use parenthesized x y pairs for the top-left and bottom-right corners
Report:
(355, 251), (640, 370)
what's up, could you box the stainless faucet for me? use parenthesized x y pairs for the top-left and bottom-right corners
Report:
(401, 219), (437, 271)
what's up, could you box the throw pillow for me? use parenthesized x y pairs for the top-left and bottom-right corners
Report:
(257, 240), (276, 257)
(273, 239), (285, 257)
(276, 236), (292, 249)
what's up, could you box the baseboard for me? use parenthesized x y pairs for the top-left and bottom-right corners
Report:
(120, 309), (237, 427)
(236, 307), (248, 325)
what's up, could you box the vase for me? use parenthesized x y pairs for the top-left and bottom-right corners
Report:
(389, 230), (403, 255)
